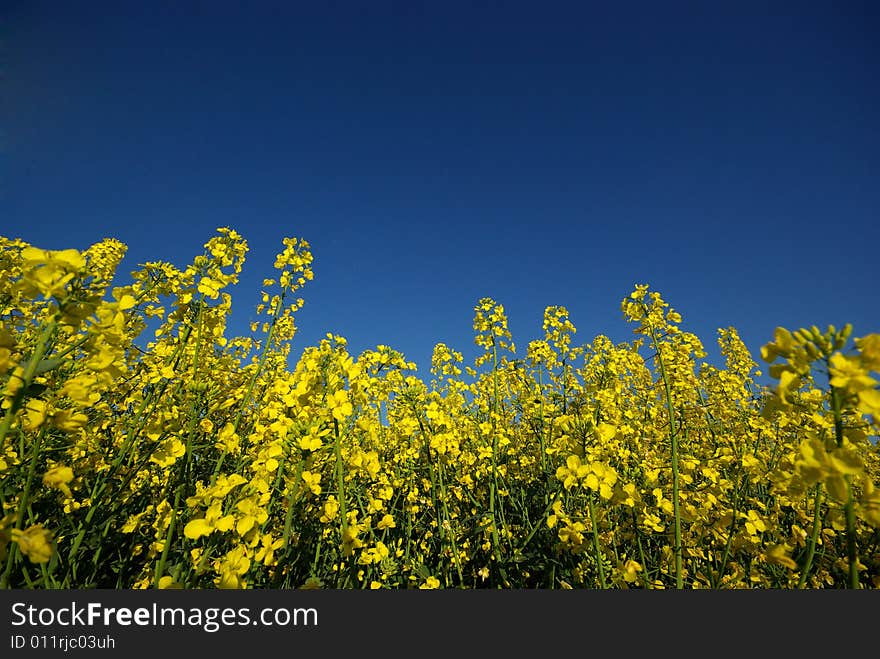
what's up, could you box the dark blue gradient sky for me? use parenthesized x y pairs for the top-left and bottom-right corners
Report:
(4, 1), (878, 374)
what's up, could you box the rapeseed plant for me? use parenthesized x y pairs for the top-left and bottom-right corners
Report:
(0, 230), (877, 589)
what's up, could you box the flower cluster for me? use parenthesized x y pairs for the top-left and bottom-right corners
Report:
(0, 231), (878, 590)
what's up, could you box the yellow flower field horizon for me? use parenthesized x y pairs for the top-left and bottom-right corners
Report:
(1, 229), (878, 589)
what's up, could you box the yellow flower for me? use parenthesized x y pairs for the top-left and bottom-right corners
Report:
(620, 559), (643, 583)
(184, 502), (235, 540)
(855, 334), (880, 371)
(777, 370), (801, 403)
(22, 399), (48, 431)
(0, 347), (15, 374)
(21, 246), (85, 269)
(829, 352), (876, 393)
(43, 465), (74, 498)
(301, 470), (322, 496)
(298, 430), (324, 452)
(215, 423), (240, 453)
(742, 510), (767, 535)
(197, 276), (223, 299)
(642, 511), (665, 533)
(556, 455), (590, 490)
(12, 525), (54, 564)
(17, 247), (85, 299)
(149, 437), (186, 468)
(319, 496), (339, 523)
(255, 534), (284, 566)
(619, 482), (640, 507)
(376, 514), (396, 530)
(587, 462), (618, 500)
(349, 450), (380, 479)
(215, 546), (251, 589)
(558, 521), (587, 548)
(858, 478), (880, 527)
(764, 544), (798, 570)
(358, 541), (390, 565)
(419, 576), (440, 589)
(327, 390), (353, 422)
(121, 510), (147, 534)
(856, 388), (880, 417)
(761, 327), (795, 362)
(157, 576), (182, 589)
(234, 498), (268, 536)
(51, 409), (89, 432)
(596, 423), (617, 443)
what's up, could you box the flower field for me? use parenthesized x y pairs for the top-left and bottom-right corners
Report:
(1, 229), (878, 589)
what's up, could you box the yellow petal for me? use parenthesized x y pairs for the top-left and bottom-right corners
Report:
(214, 515), (235, 533)
(183, 518), (213, 540)
(825, 474), (849, 502)
(857, 388), (880, 416)
(597, 423), (617, 442)
(828, 449), (864, 476)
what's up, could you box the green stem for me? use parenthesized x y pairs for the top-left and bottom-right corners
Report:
(517, 487), (562, 553)
(281, 458), (305, 550)
(0, 318), (58, 453)
(713, 476), (744, 588)
(1, 427), (46, 588)
(588, 492), (607, 589)
(829, 384), (859, 588)
(797, 484), (823, 589)
(488, 337), (506, 585)
(213, 291), (285, 479)
(537, 367), (548, 476)
(153, 488), (182, 588)
(645, 313), (683, 589)
(333, 418), (348, 555)
(436, 460), (465, 586)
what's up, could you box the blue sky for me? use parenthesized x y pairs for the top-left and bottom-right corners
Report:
(4, 1), (878, 378)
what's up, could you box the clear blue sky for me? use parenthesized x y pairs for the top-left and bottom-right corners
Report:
(3, 1), (878, 376)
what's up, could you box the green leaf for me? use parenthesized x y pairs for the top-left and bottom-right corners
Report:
(34, 358), (64, 375)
